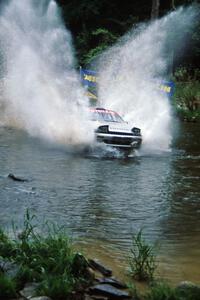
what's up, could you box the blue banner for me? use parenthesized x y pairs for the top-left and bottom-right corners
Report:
(157, 81), (175, 97)
(80, 68), (175, 97)
(80, 68), (98, 87)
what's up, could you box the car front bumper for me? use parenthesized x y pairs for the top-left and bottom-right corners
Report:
(96, 133), (142, 149)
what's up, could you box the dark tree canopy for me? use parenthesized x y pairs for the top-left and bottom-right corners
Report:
(0, 0), (198, 67)
(56, 1), (199, 68)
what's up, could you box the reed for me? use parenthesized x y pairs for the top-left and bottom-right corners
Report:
(128, 230), (157, 281)
(144, 282), (179, 300)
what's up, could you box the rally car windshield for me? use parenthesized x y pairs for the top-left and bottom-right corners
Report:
(91, 110), (125, 123)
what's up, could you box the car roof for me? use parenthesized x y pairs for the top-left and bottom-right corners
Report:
(89, 107), (118, 115)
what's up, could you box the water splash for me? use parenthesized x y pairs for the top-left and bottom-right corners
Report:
(97, 6), (198, 153)
(0, 1), (198, 154)
(0, 0), (94, 146)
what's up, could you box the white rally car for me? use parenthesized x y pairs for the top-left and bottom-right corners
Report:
(90, 107), (142, 153)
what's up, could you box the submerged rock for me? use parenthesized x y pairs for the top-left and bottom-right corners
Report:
(88, 259), (112, 277)
(8, 173), (28, 182)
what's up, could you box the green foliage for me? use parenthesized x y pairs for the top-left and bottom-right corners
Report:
(82, 45), (107, 65)
(144, 282), (179, 300)
(56, 0), (200, 68)
(0, 210), (91, 299)
(127, 281), (141, 300)
(12, 211), (74, 281)
(174, 81), (200, 112)
(143, 281), (200, 300)
(173, 67), (200, 121)
(0, 273), (17, 299)
(91, 28), (118, 43)
(174, 67), (191, 82)
(78, 27), (118, 65)
(36, 274), (74, 300)
(174, 67), (200, 82)
(177, 284), (200, 300)
(15, 265), (36, 289)
(0, 228), (15, 259)
(128, 230), (157, 281)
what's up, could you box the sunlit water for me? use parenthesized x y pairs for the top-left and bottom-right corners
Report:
(0, 121), (200, 284)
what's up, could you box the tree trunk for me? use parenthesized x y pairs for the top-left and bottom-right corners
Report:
(170, 0), (176, 74)
(171, 0), (176, 10)
(151, 0), (160, 20)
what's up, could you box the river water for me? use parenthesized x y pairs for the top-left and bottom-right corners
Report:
(0, 121), (200, 284)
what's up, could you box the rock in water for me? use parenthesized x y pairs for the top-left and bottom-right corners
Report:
(88, 259), (112, 277)
(8, 173), (28, 182)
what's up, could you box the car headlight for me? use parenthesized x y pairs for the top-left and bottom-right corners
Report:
(96, 125), (109, 133)
(131, 127), (141, 135)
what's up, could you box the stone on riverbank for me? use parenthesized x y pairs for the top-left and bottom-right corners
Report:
(29, 297), (52, 300)
(176, 281), (200, 299)
(88, 284), (131, 299)
(88, 259), (112, 277)
(19, 283), (40, 299)
(97, 277), (127, 289)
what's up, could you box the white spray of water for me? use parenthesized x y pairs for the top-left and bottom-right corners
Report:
(0, 0), (94, 146)
(0, 2), (198, 154)
(98, 6), (198, 153)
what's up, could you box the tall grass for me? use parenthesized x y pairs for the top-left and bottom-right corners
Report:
(144, 282), (179, 300)
(128, 230), (157, 282)
(0, 273), (17, 299)
(0, 228), (15, 258)
(0, 211), (91, 299)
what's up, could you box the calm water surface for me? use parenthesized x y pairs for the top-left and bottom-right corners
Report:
(0, 122), (200, 283)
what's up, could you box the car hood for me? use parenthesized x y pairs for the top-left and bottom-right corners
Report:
(94, 121), (133, 134)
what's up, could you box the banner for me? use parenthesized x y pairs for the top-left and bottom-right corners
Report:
(80, 67), (175, 98)
(80, 68), (98, 87)
(86, 90), (98, 100)
(157, 81), (175, 97)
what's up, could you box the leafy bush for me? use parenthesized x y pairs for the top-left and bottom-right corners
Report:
(36, 274), (74, 300)
(0, 273), (17, 299)
(172, 67), (200, 121)
(81, 27), (118, 65)
(128, 230), (157, 281)
(12, 211), (75, 280)
(0, 211), (91, 299)
(0, 228), (15, 258)
(144, 282), (179, 300)
(174, 67), (200, 82)
(143, 281), (200, 300)
(15, 265), (36, 289)
(173, 81), (200, 112)
(176, 283), (200, 300)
